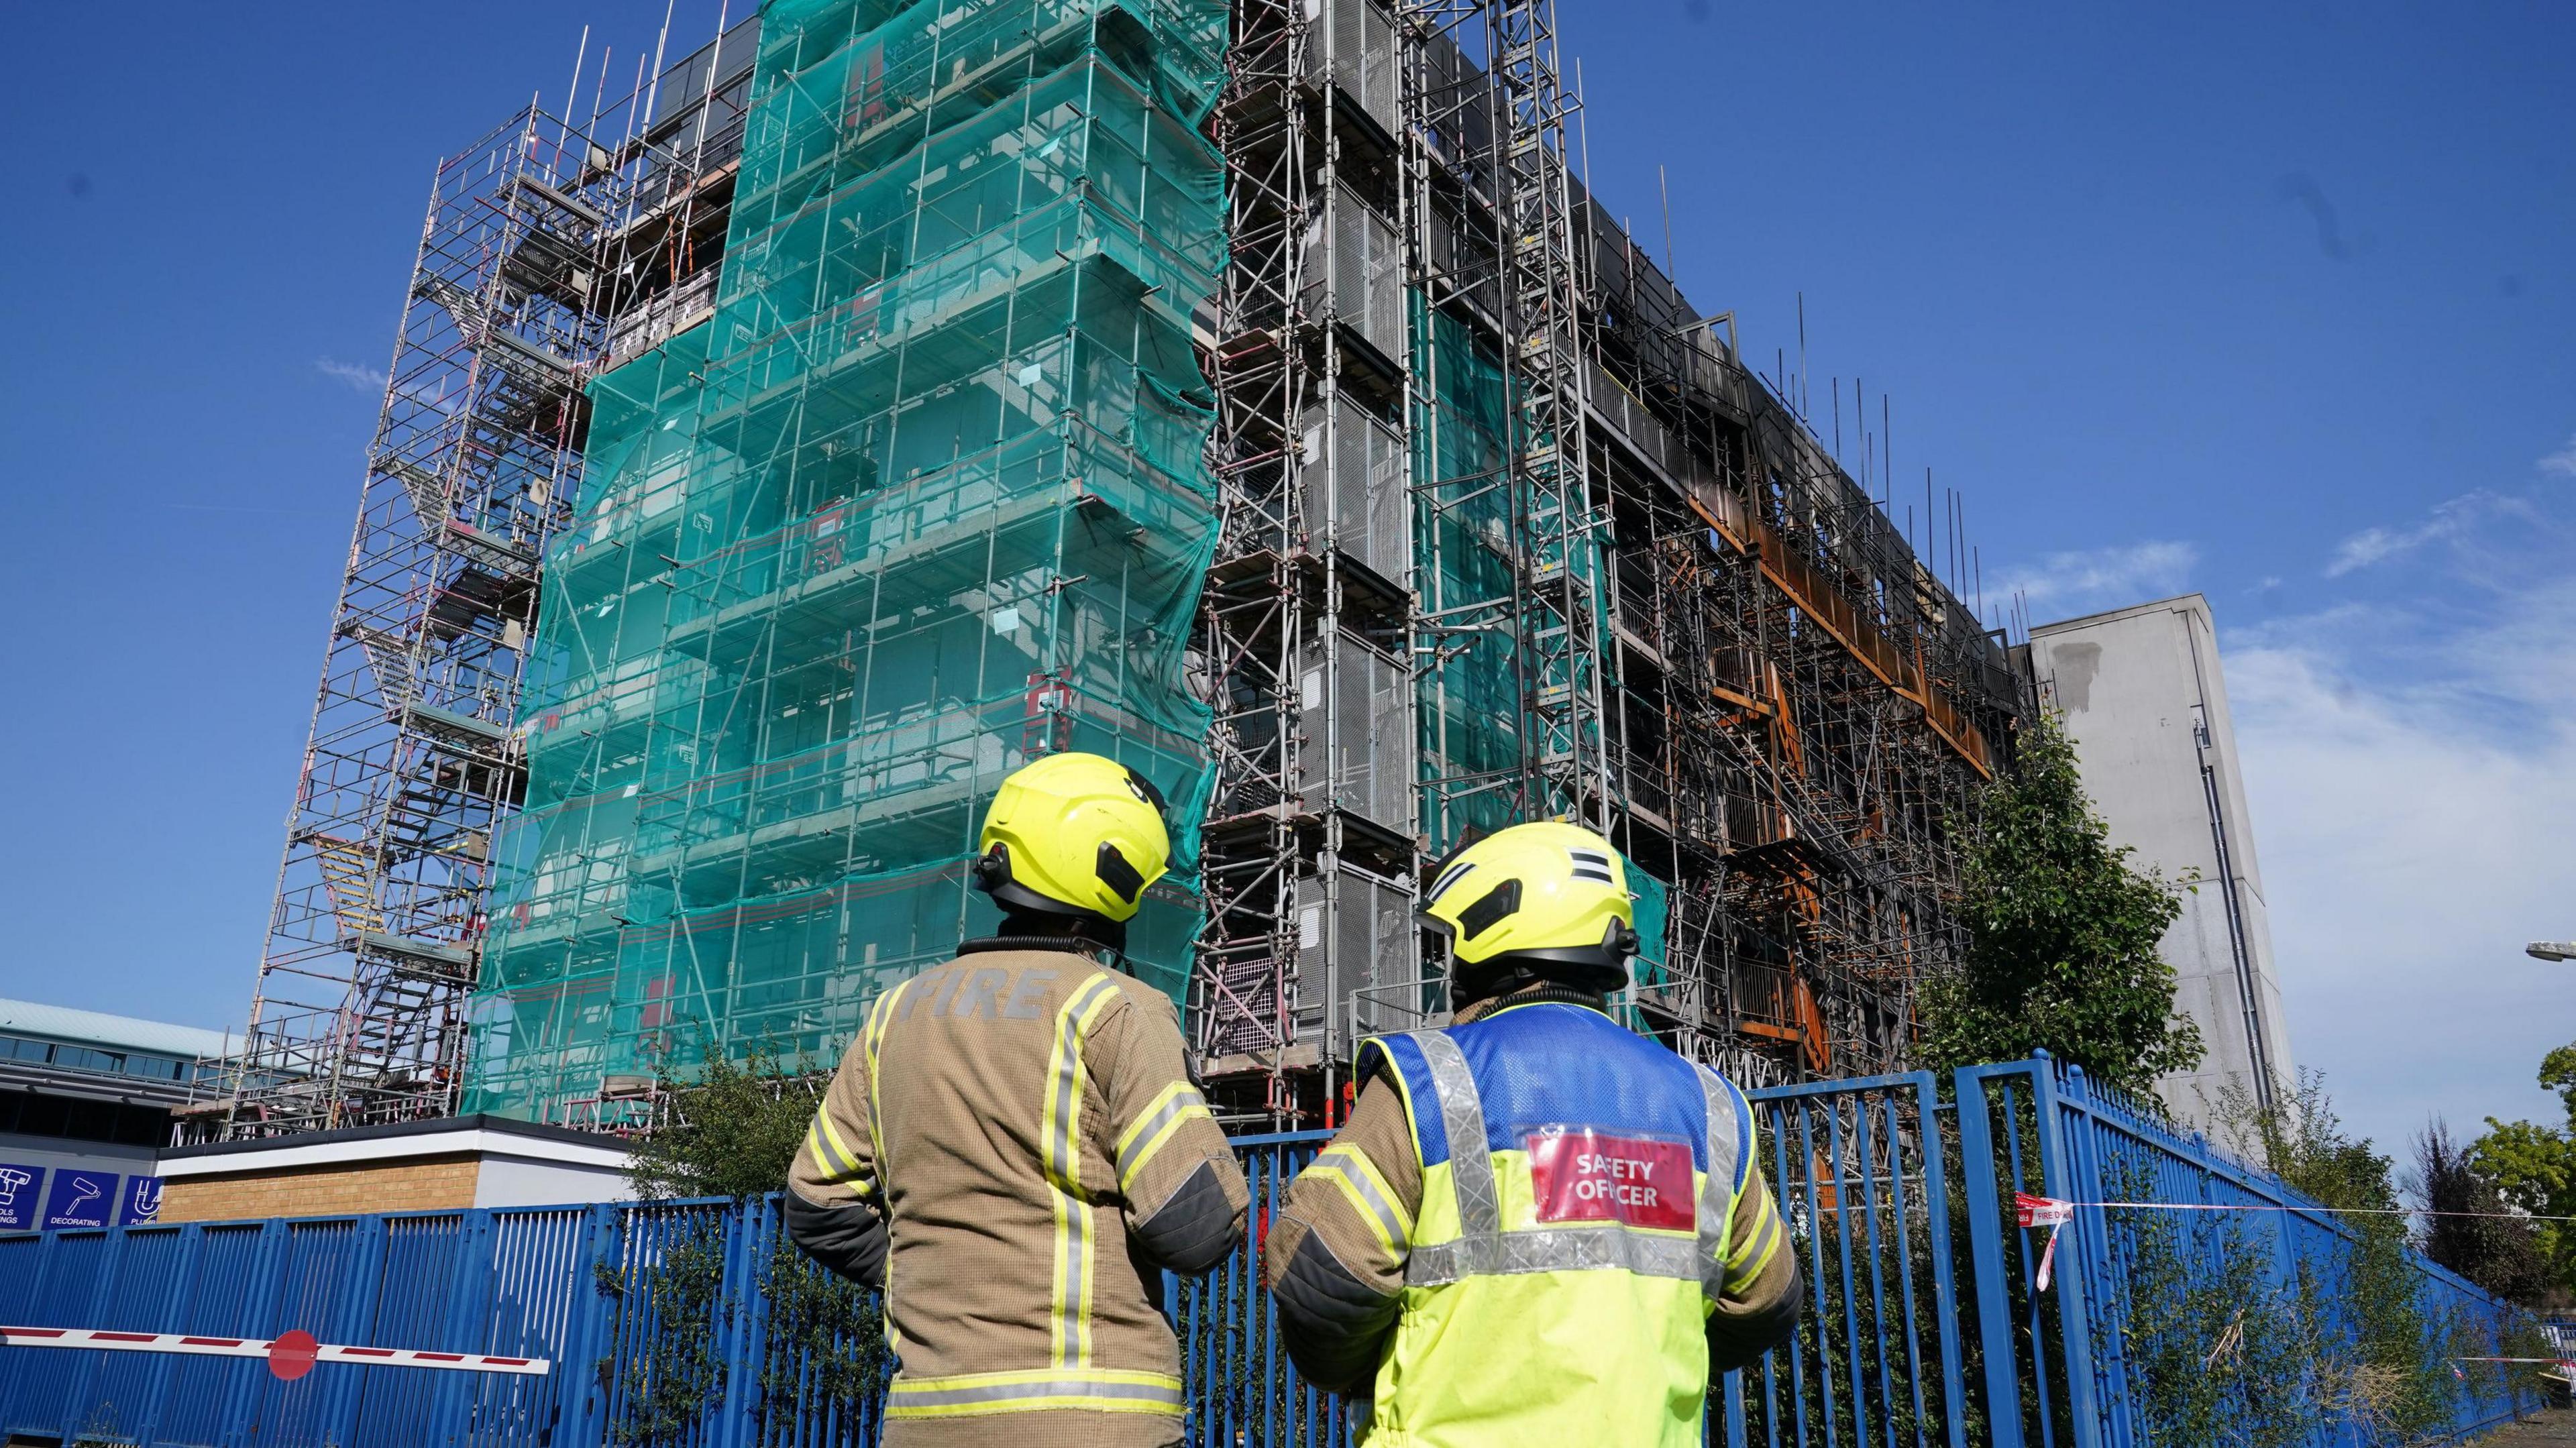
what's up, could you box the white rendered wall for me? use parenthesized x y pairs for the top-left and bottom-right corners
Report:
(2028, 595), (2295, 1127)
(472, 1152), (638, 1209)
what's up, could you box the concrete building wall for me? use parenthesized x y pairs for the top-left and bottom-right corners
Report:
(2027, 594), (2294, 1127)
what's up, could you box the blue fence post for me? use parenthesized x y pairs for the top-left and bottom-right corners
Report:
(555, 1201), (619, 1448)
(327, 1213), (388, 1448)
(1912, 1075), (1970, 1448)
(720, 1197), (771, 1448)
(57, 1226), (129, 1437)
(429, 1209), (497, 1445)
(216, 1216), (290, 1448)
(2029, 1059), (2103, 1448)
(128, 1223), (193, 1448)
(1951, 1066), (2027, 1448)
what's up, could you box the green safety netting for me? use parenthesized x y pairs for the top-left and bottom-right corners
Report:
(468, 0), (1227, 1119)
(1411, 307), (1525, 850)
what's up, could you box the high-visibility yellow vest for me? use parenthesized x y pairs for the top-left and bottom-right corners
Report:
(1358, 1001), (1750, 1448)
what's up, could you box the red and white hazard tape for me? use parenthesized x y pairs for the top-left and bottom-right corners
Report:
(0, 1326), (548, 1379)
(2009, 1190), (2576, 1294)
(2013, 1193), (2074, 1291)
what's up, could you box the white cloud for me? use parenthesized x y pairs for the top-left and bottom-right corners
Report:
(2540, 433), (2576, 478)
(315, 357), (388, 394)
(2226, 569), (2576, 1153)
(2320, 492), (2510, 577)
(1992, 540), (2198, 619)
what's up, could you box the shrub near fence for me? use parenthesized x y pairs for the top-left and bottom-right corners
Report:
(0, 1059), (2542, 1448)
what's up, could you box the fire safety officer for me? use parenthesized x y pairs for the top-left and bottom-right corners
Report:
(787, 752), (1248, 1445)
(1262, 820), (1803, 1447)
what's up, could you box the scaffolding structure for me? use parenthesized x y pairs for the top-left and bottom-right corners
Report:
(232, 0), (2022, 1133)
(1189, 0), (2024, 1119)
(205, 30), (760, 1137)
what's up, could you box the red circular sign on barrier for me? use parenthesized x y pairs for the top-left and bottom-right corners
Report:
(268, 1330), (319, 1382)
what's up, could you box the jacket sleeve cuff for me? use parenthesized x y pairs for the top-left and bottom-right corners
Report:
(785, 1186), (889, 1291)
(1128, 1158), (1245, 1276)
(1270, 1224), (1398, 1396)
(1707, 1251), (1802, 1375)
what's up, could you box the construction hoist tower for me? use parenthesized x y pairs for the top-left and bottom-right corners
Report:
(1197, 0), (1421, 1121)
(1481, 0), (1608, 826)
(208, 91), (736, 1137)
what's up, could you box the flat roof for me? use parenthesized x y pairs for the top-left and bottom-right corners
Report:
(158, 1112), (621, 1165)
(2027, 592), (2211, 637)
(0, 999), (234, 1062)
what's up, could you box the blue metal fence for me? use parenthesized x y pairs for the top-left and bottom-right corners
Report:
(0, 1060), (2542, 1447)
(1956, 1057), (2538, 1448)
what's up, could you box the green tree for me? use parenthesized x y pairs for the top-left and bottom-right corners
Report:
(1921, 712), (2202, 1095)
(2415, 1119), (2552, 1304)
(2471, 1042), (2576, 1297)
(626, 1044), (824, 1201)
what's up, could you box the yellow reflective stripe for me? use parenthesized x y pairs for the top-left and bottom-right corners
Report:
(802, 1119), (845, 1183)
(1042, 972), (1120, 1368)
(1114, 1081), (1209, 1194)
(885, 1367), (1185, 1419)
(807, 1107), (866, 1185)
(1311, 1144), (1411, 1254)
(1725, 1196), (1785, 1290)
(862, 983), (902, 1175)
(1724, 1190), (1774, 1270)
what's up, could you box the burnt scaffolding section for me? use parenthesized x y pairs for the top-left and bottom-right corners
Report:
(1189, 0), (2022, 1116)
(202, 28), (760, 1139)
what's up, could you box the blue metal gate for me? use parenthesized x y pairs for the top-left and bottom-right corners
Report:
(0, 1060), (2541, 1447)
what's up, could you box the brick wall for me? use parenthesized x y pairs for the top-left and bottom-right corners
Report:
(156, 1157), (482, 1223)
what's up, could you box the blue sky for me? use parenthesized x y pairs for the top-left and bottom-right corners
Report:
(2, 3), (2569, 1155)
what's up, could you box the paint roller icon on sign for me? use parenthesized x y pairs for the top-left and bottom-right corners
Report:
(64, 1178), (101, 1215)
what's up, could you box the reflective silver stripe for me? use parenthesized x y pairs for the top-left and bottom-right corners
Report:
(1695, 1064), (1741, 1296)
(1409, 1032), (1498, 1238)
(1313, 1150), (1409, 1250)
(1048, 976), (1120, 1188)
(888, 1374), (1186, 1412)
(1044, 973), (1119, 1368)
(1114, 1086), (1204, 1185)
(1726, 1203), (1784, 1290)
(1407, 1224), (1700, 1286)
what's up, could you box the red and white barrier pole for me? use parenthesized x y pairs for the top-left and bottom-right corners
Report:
(0, 1326), (549, 1380)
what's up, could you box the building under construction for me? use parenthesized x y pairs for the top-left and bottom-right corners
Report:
(209, 0), (2022, 1138)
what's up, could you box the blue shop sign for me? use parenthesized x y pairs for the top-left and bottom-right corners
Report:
(119, 1176), (163, 1226)
(0, 1163), (43, 1231)
(42, 1170), (119, 1231)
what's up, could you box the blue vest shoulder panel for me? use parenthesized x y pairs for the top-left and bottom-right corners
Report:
(1364, 1004), (1725, 1174)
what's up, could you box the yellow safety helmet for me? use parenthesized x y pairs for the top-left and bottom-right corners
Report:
(1419, 821), (1639, 995)
(973, 752), (1171, 924)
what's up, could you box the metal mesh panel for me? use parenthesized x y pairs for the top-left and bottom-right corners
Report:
(1313, 0), (1398, 134)
(1308, 184), (1403, 361)
(1296, 634), (1413, 832)
(1299, 396), (1409, 585)
(1291, 864), (1416, 1055)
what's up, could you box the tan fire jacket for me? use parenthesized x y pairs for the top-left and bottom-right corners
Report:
(788, 943), (1248, 1448)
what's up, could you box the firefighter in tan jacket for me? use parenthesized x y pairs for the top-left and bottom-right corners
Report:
(788, 753), (1247, 1446)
